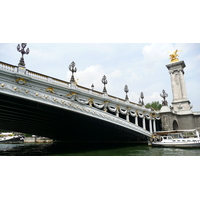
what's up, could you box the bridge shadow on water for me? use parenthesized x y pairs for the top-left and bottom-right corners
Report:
(46, 142), (146, 156)
(0, 142), (148, 156)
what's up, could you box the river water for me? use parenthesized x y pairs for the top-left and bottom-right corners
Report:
(0, 142), (200, 156)
(1, 142), (199, 200)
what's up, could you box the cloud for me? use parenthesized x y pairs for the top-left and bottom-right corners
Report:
(109, 69), (122, 78)
(67, 65), (105, 91)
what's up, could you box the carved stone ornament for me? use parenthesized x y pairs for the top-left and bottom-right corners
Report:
(16, 78), (26, 85)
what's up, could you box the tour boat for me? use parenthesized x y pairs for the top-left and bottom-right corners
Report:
(149, 129), (200, 148)
(0, 133), (24, 144)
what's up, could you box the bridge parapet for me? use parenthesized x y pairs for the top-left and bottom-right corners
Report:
(0, 61), (160, 137)
(0, 61), (17, 72)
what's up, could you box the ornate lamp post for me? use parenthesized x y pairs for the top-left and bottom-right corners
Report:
(91, 84), (94, 90)
(17, 43), (30, 67)
(160, 89), (168, 106)
(124, 85), (129, 101)
(69, 61), (77, 83)
(139, 92), (144, 106)
(102, 75), (108, 93)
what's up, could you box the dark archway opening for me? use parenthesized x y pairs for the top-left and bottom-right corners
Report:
(145, 118), (150, 131)
(173, 120), (179, 130)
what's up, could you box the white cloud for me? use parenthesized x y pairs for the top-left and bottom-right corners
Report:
(109, 69), (122, 78)
(67, 65), (105, 91)
(149, 92), (161, 102)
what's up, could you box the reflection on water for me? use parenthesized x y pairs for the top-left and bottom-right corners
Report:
(0, 142), (200, 156)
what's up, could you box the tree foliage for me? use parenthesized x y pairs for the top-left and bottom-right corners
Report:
(145, 101), (162, 110)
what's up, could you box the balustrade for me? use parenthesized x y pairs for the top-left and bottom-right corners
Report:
(0, 62), (16, 72)
(27, 70), (48, 81)
(52, 79), (69, 88)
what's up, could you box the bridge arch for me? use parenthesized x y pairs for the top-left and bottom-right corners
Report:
(0, 61), (161, 142)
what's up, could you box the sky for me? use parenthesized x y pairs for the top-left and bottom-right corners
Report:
(1, 43), (200, 111)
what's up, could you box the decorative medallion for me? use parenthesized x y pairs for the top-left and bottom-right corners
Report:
(16, 78), (26, 85)
(46, 87), (55, 93)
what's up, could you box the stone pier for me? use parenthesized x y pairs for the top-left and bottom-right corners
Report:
(159, 60), (200, 131)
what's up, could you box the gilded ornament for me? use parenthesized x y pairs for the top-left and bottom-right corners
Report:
(168, 49), (182, 63)
(88, 98), (94, 107)
(150, 113), (156, 117)
(16, 78), (26, 85)
(46, 87), (55, 93)
(1, 84), (5, 87)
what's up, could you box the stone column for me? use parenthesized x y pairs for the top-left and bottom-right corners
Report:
(166, 61), (186, 101)
(126, 113), (129, 122)
(149, 118), (153, 134)
(166, 61), (192, 113)
(135, 114), (138, 126)
(179, 70), (187, 99)
(143, 117), (146, 130)
(153, 119), (156, 133)
(169, 71), (176, 101)
(116, 110), (119, 117)
(170, 71), (182, 101)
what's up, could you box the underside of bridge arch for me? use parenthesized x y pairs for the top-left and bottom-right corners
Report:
(0, 93), (148, 143)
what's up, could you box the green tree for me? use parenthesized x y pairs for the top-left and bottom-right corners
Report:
(145, 101), (162, 110)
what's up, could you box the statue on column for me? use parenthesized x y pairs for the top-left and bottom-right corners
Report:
(168, 49), (182, 63)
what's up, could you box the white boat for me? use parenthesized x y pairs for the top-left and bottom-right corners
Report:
(0, 133), (24, 144)
(150, 129), (200, 148)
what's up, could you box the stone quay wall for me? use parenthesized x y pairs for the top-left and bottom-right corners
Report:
(24, 137), (53, 143)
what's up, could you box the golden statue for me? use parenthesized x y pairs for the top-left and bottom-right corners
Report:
(168, 49), (182, 63)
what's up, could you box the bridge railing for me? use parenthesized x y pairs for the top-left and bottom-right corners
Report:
(26, 70), (49, 82)
(0, 61), (16, 72)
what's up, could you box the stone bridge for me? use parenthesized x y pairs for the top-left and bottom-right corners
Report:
(0, 60), (161, 143)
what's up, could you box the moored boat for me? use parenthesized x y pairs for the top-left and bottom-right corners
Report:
(149, 129), (200, 148)
(0, 133), (24, 144)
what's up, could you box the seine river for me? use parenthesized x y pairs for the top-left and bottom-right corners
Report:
(0, 142), (200, 156)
